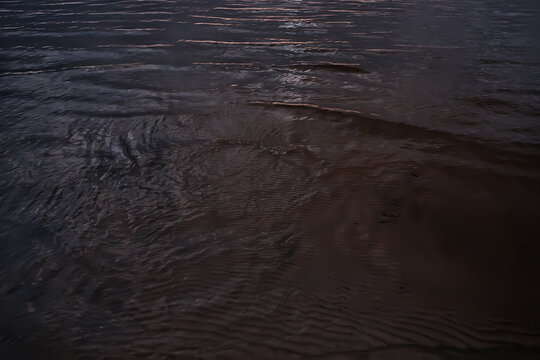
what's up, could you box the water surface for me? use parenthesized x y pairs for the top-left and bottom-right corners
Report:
(1, 0), (540, 358)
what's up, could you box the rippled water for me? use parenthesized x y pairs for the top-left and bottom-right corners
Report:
(1, 0), (540, 358)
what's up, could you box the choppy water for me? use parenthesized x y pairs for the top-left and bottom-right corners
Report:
(1, 0), (540, 358)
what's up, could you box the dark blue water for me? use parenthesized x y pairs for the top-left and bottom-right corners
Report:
(1, 0), (540, 358)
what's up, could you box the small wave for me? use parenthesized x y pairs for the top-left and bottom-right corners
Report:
(286, 62), (370, 73)
(459, 97), (540, 116)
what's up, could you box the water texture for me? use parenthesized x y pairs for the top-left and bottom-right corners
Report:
(1, 0), (540, 358)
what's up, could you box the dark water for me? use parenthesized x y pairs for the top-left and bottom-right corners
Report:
(1, 0), (540, 358)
